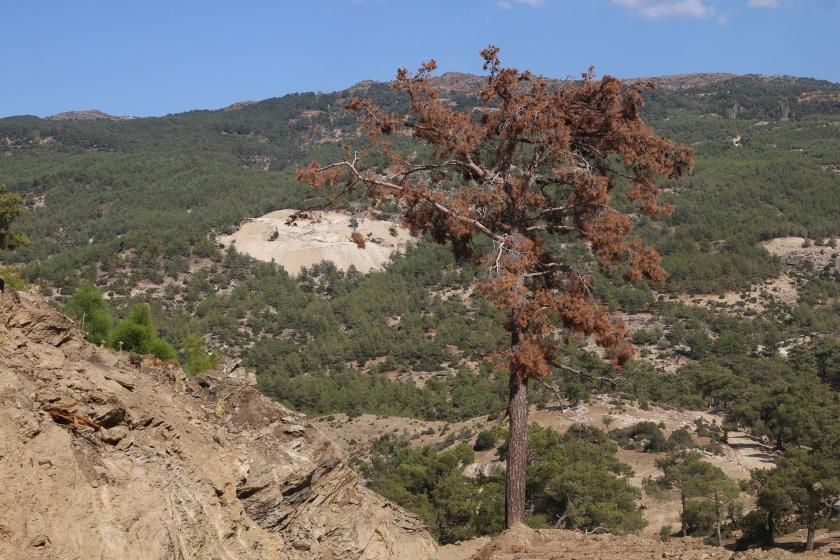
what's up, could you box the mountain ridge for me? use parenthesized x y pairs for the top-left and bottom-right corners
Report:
(9, 71), (838, 122)
(45, 109), (132, 121)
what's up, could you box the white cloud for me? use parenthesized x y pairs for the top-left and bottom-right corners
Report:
(496, 0), (544, 9)
(611, 0), (714, 19)
(747, 0), (778, 7)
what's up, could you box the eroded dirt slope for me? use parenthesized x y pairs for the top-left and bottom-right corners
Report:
(0, 288), (436, 560)
(217, 210), (411, 275)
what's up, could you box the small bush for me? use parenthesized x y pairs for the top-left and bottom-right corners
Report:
(659, 524), (673, 542)
(632, 328), (663, 346)
(667, 428), (695, 449)
(0, 265), (27, 291)
(610, 421), (670, 452)
(474, 430), (498, 451)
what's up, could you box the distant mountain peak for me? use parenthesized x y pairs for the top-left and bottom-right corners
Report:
(46, 109), (131, 121)
(221, 100), (256, 112)
(624, 72), (739, 90)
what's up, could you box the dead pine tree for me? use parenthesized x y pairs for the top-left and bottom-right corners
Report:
(297, 46), (692, 529)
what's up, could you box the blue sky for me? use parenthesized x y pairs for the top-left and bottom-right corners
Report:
(1, 0), (838, 118)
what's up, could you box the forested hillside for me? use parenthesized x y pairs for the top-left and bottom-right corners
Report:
(0, 75), (838, 411)
(3, 70), (840, 548)
(2, 74), (839, 292)
(2, 70), (839, 382)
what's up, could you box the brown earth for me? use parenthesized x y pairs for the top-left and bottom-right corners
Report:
(439, 524), (837, 560)
(672, 273), (800, 315)
(0, 288), (436, 560)
(316, 399), (774, 477)
(668, 236), (840, 317)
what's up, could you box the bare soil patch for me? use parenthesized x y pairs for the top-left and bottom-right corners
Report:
(761, 236), (840, 272)
(439, 523), (836, 560)
(218, 209), (412, 275)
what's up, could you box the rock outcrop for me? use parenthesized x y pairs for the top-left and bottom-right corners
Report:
(0, 289), (436, 560)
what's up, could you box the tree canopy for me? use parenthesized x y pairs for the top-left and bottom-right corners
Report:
(0, 183), (28, 251)
(650, 450), (740, 545)
(298, 46), (692, 527)
(753, 449), (840, 551)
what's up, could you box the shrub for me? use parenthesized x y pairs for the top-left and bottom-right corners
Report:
(110, 303), (176, 360)
(667, 428), (695, 450)
(632, 328), (663, 346)
(610, 422), (670, 453)
(182, 333), (219, 375)
(474, 430), (498, 451)
(0, 265), (27, 291)
(737, 510), (771, 546)
(66, 282), (113, 345)
(660, 524), (673, 542)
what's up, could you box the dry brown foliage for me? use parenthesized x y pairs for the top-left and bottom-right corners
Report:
(141, 356), (180, 369)
(350, 230), (367, 249)
(298, 47), (692, 377)
(44, 401), (101, 431)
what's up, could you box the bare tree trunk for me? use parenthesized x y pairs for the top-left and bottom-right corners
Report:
(715, 503), (722, 547)
(806, 517), (816, 551)
(767, 511), (775, 545)
(681, 493), (688, 537)
(505, 372), (528, 528)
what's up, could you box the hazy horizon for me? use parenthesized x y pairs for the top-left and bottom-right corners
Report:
(2, 0), (839, 118)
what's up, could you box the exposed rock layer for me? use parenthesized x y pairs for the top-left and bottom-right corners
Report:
(0, 289), (436, 560)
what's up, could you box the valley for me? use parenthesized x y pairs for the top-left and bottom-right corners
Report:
(2, 67), (840, 557)
(313, 398), (775, 537)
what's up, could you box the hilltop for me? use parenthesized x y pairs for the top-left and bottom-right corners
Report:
(45, 109), (131, 121)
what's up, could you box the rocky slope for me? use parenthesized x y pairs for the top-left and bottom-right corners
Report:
(0, 288), (436, 560)
(1, 280), (836, 560)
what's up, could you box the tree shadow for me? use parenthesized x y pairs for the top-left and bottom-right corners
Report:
(729, 534), (840, 554)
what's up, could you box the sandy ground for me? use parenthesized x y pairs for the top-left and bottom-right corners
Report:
(664, 236), (840, 317)
(761, 236), (839, 261)
(673, 273), (800, 314)
(437, 523), (840, 560)
(218, 209), (412, 275)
